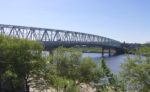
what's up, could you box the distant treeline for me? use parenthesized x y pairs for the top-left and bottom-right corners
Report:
(71, 47), (115, 53)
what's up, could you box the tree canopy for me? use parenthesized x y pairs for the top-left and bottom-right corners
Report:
(0, 35), (43, 92)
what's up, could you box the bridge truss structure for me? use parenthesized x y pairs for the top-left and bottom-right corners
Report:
(0, 24), (121, 49)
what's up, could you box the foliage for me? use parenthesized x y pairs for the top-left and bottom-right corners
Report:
(41, 47), (114, 91)
(79, 57), (97, 83)
(137, 46), (150, 56)
(143, 42), (150, 47)
(0, 35), (121, 92)
(53, 47), (82, 81)
(0, 35), (44, 92)
(120, 53), (150, 91)
(95, 59), (118, 92)
(65, 84), (80, 92)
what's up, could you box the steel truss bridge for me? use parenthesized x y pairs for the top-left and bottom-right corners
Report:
(0, 24), (122, 52)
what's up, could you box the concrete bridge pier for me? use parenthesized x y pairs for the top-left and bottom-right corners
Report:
(102, 47), (104, 57)
(49, 49), (53, 55)
(108, 48), (111, 57)
(115, 48), (125, 55)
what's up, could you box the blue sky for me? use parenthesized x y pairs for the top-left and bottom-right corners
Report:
(0, 0), (150, 43)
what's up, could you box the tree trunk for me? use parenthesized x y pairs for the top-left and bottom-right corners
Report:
(0, 67), (3, 92)
(10, 79), (15, 92)
(0, 75), (2, 92)
(25, 78), (29, 92)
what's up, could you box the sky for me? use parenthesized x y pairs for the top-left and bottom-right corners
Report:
(0, 0), (150, 43)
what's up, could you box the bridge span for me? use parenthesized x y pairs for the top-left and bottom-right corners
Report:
(0, 24), (124, 55)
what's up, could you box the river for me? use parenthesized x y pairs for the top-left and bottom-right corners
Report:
(43, 51), (135, 74)
(82, 53), (136, 74)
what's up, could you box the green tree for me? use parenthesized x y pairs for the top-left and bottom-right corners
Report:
(0, 35), (43, 92)
(120, 55), (150, 91)
(53, 47), (81, 81)
(79, 57), (97, 84)
(94, 59), (118, 92)
(37, 47), (81, 91)
(43, 47), (103, 91)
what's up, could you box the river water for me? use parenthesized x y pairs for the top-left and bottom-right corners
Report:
(42, 51), (134, 74)
(82, 53), (135, 74)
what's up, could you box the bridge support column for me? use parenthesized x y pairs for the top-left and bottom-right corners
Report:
(102, 47), (104, 57)
(49, 49), (53, 55)
(115, 48), (125, 55)
(108, 48), (111, 57)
